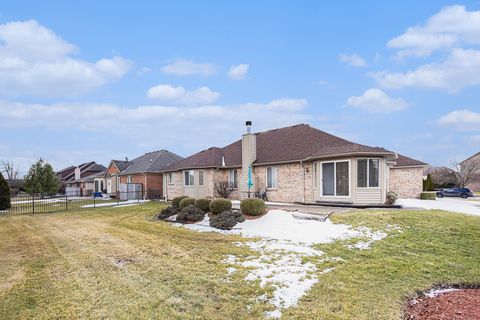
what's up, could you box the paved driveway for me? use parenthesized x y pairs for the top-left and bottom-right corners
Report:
(397, 197), (480, 216)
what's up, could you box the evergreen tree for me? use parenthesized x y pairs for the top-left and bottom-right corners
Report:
(0, 172), (10, 210)
(24, 159), (60, 195)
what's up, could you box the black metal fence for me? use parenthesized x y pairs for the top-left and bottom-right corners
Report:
(0, 191), (144, 215)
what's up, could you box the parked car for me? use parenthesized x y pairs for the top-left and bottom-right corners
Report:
(436, 188), (474, 199)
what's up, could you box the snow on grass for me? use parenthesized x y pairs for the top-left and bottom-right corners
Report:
(176, 209), (401, 318)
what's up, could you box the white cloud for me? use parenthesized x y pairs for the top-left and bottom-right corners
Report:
(0, 98), (311, 154)
(372, 48), (480, 92)
(347, 88), (408, 113)
(227, 64), (249, 80)
(388, 5), (480, 58)
(147, 84), (220, 105)
(0, 19), (131, 97)
(161, 59), (217, 76)
(338, 53), (367, 67)
(437, 109), (480, 131)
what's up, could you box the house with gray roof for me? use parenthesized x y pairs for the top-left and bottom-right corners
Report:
(163, 122), (428, 203)
(104, 150), (183, 199)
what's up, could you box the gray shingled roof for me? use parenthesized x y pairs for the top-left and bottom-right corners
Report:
(392, 154), (428, 167)
(165, 124), (398, 171)
(112, 160), (132, 172)
(120, 150), (183, 174)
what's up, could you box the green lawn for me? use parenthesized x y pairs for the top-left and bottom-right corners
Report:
(1, 202), (479, 319)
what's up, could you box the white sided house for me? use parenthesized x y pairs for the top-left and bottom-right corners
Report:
(163, 122), (428, 204)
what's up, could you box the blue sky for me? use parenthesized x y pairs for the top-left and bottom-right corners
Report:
(1, 1), (480, 174)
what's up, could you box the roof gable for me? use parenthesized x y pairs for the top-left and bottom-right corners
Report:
(121, 150), (183, 174)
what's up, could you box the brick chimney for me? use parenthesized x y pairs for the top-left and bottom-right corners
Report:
(240, 121), (256, 196)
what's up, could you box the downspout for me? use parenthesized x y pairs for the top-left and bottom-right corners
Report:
(300, 160), (305, 202)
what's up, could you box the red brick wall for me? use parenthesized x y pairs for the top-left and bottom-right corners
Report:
(119, 173), (164, 198)
(107, 163), (120, 175)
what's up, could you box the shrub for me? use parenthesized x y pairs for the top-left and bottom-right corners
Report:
(0, 172), (10, 210)
(240, 198), (266, 216)
(209, 198), (232, 215)
(176, 205), (205, 223)
(195, 198), (212, 212)
(214, 181), (233, 198)
(172, 195), (189, 208)
(154, 206), (179, 220)
(420, 192), (436, 200)
(385, 191), (398, 205)
(179, 197), (196, 209)
(210, 210), (245, 230)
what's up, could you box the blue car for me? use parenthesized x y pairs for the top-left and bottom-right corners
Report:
(436, 188), (474, 199)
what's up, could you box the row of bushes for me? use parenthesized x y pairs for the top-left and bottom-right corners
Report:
(173, 196), (266, 216)
(156, 196), (267, 230)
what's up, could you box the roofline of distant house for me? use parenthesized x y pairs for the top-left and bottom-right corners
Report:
(118, 171), (164, 176)
(391, 164), (429, 169)
(460, 151), (480, 164)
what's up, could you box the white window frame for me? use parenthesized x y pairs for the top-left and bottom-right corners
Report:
(313, 162), (317, 190)
(198, 170), (204, 186)
(168, 173), (174, 185)
(229, 169), (238, 189)
(266, 166), (278, 189)
(184, 170), (194, 187)
(357, 158), (380, 189)
(127, 175), (132, 183)
(320, 160), (351, 198)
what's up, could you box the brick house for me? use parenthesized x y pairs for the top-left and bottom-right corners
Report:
(105, 150), (183, 199)
(163, 122), (428, 204)
(460, 152), (480, 191)
(60, 162), (106, 196)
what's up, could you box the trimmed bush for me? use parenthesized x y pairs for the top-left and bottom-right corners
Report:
(0, 172), (10, 211)
(179, 197), (196, 209)
(172, 196), (189, 208)
(176, 205), (205, 223)
(240, 198), (266, 216)
(210, 210), (245, 230)
(195, 198), (212, 212)
(420, 192), (436, 200)
(385, 191), (398, 205)
(154, 206), (179, 220)
(209, 198), (232, 215)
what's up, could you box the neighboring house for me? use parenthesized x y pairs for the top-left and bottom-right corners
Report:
(104, 160), (132, 196)
(67, 171), (106, 196)
(62, 162), (107, 196)
(163, 122), (428, 204)
(460, 152), (480, 191)
(389, 154), (428, 198)
(57, 161), (106, 184)
(104, 150), (183, 199)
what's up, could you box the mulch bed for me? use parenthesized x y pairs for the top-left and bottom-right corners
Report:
(405, 288), (480, 319)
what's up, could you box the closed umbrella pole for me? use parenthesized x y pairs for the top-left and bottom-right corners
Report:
(247, 165), (253, 198)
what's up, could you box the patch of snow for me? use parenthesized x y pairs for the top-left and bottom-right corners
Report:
(425, 287), (460, 298)
(226, 267), (237, 275)
(81, 200), (150, 208)
(176, 209), (401, 318)
(397, 198), (480, 216)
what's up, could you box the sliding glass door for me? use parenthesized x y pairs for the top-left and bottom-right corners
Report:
(322, 161), (350, 197)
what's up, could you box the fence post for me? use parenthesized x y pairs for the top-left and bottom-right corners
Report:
(65, 194), (68, 211)
(94, 196), (96, 208)
(32, 195), (35, 214)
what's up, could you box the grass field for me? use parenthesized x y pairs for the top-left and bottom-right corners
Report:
(1, 202), (479, 319)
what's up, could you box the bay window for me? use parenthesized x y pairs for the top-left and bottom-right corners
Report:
(321, 161), (350, 197)
(357, 159), (379, 188)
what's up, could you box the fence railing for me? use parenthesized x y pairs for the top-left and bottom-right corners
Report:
(0, 191), (144, 215)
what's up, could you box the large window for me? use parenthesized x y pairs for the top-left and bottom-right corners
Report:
(322, 161), (350, 197)
(199, 170), (204, 186)
(357, 159), (379, 188)
(229, 169), (238, 189)
(266, 166), (278, 189)
(184, 170), (194, 186)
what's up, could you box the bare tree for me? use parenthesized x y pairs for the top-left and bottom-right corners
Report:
(451, 159), (480, 188)
(214, 181), (233, 198)
(1, 160), (20, 180)
(430, 167), (457, 188)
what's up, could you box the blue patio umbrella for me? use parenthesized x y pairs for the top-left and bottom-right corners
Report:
(247, 165), (253, 197)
